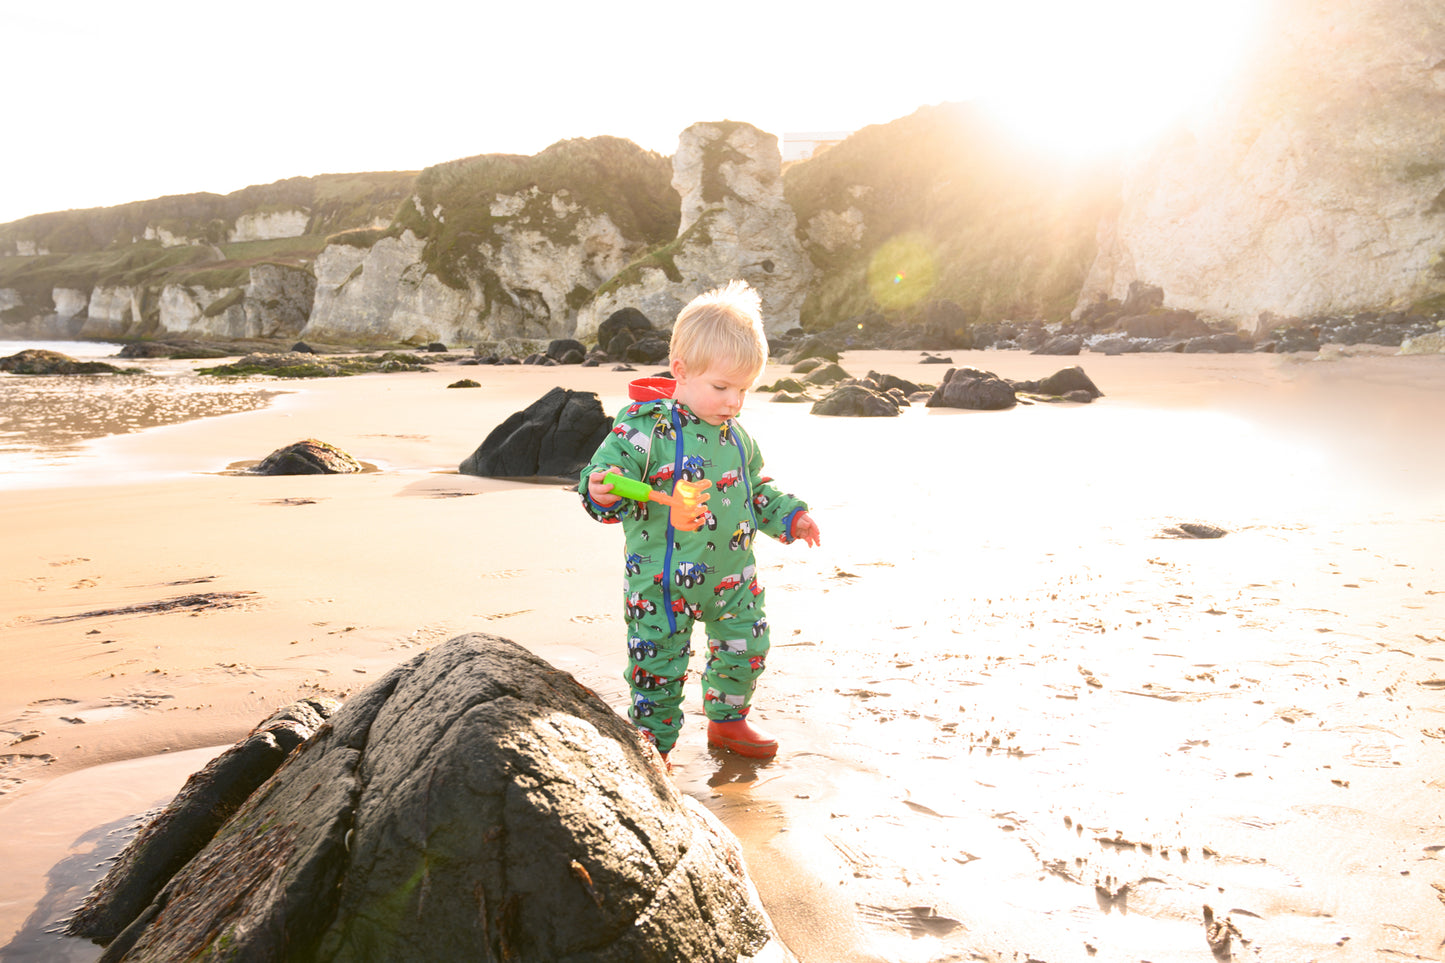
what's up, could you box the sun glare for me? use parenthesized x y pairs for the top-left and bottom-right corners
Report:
(971, 1), (1268, 161)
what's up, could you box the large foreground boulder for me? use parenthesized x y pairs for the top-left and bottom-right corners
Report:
(67, 699), (338, 943)
(88, 634), (787, 962)
(459, 386), (612, 478)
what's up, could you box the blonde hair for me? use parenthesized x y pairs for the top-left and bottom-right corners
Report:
(669, 280), (768, 382)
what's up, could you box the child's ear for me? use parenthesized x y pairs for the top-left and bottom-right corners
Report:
(669, 358), (687, 381)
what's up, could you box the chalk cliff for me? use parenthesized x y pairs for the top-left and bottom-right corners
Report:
(1077, 0), (1445, 330)
(577, 121), (813, 339)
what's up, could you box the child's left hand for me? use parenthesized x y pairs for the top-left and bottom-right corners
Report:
(792, 511), (821, 547)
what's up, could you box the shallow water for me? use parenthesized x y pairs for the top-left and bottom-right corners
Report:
(0, 342), (281, 486)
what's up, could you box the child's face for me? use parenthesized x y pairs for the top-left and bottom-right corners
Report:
(670, 359), (755, 426)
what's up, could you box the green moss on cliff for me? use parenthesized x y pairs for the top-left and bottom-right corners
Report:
(0, 172), (417, 255)
(392, 137), (679, 291)
(592, 208), (718, 300)
(783, 102), (1119, 328)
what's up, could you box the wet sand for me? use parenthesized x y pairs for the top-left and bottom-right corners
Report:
(1, 348), (1443, 961)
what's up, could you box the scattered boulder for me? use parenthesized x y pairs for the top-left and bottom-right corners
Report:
(254, 439), (363, 475)
(79, 634), (785, 962)
(545, 338), (587, 365)
(623, 337), (670, 365)
(0, 349), (131, 375)
(596, 307), (656, 358)
(424, 342), (449, 353)
(810, 382), (902, 417)
(758, 377), (807, 394)
(802, 362), (850, 386)
(459, 387), (611, 478)
(291, 341), (317, 354)
(1015, 366), (1104, 399)
(1160, 522), (1228, 539)
(1031, 334), (1083, 356)
(66, 699), (337, 944)
(925, 367), (1017, 410)
(1121, 310), (1211, 340)
(448, 379), (481, 388)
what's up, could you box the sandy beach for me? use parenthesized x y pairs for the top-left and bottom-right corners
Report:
(1, 346), (1443, 962)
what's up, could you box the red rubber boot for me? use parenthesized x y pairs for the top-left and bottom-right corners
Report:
(707, 719), (778, 759)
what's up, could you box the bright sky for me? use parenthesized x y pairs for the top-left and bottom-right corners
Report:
(0, 0), (1269, 227)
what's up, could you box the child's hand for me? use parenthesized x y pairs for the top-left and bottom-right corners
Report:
(791, 511), (821, 547)
(587, 467), (622, 507)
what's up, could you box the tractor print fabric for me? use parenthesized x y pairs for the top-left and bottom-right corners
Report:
(580, 383), (809, 753)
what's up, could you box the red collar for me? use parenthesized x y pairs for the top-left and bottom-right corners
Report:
(628, 377), (676, 401)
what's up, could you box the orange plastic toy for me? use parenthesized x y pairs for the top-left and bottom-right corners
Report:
(603, 472), (712, 531)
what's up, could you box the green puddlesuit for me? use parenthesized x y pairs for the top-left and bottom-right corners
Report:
(581, 383), (809, 753)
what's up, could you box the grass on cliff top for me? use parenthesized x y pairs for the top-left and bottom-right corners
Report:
(783, 101), (1120, 327)
(0, 172), (418, 255)
(0, 234), (327, 301)
(392, 136), (680, 291)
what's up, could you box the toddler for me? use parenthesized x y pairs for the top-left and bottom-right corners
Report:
(581, 280), (819, 760)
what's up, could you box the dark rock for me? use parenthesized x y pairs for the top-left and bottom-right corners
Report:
(864, 370), (925, 396)
(1032, 335), (1083, 356)
(809, 378), (895, 416)
(1183, 333), (1252, 353)
(1122, 281), (1164, 315)
(423, 342), (448, 352)
(459, 387), (611, 478)
(118, 343), (177, 359)
(0, 349), (130, 375)
(291, 341), (317, 354)
(770, 391), (811, 403)
(596, 307), (654, 355)
(802, 362), (850, 386)
(790, 357), (827, 375)
(811, 383), (901, 416)
(254, 439), (363, 475)
(1261, 327), (1321, 353)
(1120, 310), (1209, 340)
(925, 367), (1017, 410)
(1027, 366), (1104, 399)
(1063, 389), (1096, 403)
(623, 337), (670, 365)
(759, 377), (807, 393)
(66, 699), (337, 943)
(86, 635), (781, 963)
(448, 379), (481, 388)
(919, 354), (953, 364)
(779, 337), (839, 365)
(546, 339), (587, 364)
(1088, 336), (1138, 355)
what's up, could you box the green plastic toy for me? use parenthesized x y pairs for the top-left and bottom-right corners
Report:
(603, 472), (712, 531)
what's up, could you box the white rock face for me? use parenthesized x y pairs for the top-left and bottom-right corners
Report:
(52, 288), (89, 320)
(15, 241), (49, 256)
(144, 225), (202, 248)
(82, 286), (144, 338)
(1076, 0), (1445, 331)
(244, 263), (315, 338)
(303, 231), (476, 344)
(478, 188), (636, 340)
(160, 285), (248, 337)
(229, 210), (310, 243)
(577, 121), (814, 340)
